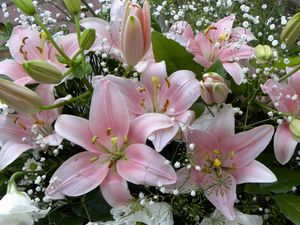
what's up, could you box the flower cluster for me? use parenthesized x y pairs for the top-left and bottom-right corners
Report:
(0, 0), (299, 224)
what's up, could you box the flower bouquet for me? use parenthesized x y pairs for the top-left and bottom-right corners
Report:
(0, 0), (299, 224)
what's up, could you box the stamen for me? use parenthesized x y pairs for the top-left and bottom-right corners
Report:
(213, 158), (222, 167)
(161, 99), (170, 113)
(213, 149), (221, 155)
(18, 122), (27, 131)
(34, 120), (45, 126)
(229, 150), (235, 160)
(22, 37), (29, 44)
(12, 116), (19, 124)
(151, 76), (160, 112)
(19, 45), (25, 54)
(36, 46), (43, 54)
(92, 136), (99, 144)
(90, 156), (99, 163)
(137, 87), (146, 93)
(165, 78), (171, 88)
(111, 136), (118, 146)
(123, 136), (128, 145)
(106, 128), (112, 136)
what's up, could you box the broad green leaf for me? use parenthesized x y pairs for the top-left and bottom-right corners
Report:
(244, 183), (270, 195)
(274, 56), (300, 69)
(260, 167), (300, 193)
(190, 102), (205, 118)
(0, 174), (5, 188)
(205, 59), (227, 78)
(151, 31), (203, 77)
(273, 194), (300, 225)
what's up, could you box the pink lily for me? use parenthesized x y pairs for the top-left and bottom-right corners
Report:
(80, 0), (154, 70)
(261, 70), (300, 164)
(107, 61), (200, 151)
(0, 84), (62, 170)
(170, 105), (276, 220)
(46, 78), (177, 207)
(170, 15), (255, 84)
(0, 25), (78, 85)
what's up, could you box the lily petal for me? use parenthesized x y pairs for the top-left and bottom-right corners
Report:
(46, 152), (109, 199)
(0, 141), (32, 170)
(55, 115), (101, 154)
(208, 104), (235, 142)
(232, 160), (277, 184)
(89, 78), (130, 149)
(274, 122), (298, 165)
(117, 144), (177, 186)
(223, 62), (244, 85)
(128, 113), (174, 144)
(203, 172), (236, 221)
(0, 60), (33, 85)
(100, 170), (132, 207)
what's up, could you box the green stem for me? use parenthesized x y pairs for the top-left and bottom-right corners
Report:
(7, 172), (25, 192)
(72, 49), (84, 61)
(81, 0), (98, 17)
(279, 64), (300, 82)
(82, 77), (94, 92)
(41, 91), (92, 110)
(62, 67), (73, 79)
(253, 99), (289, 117)
(74, 14), (81, 44)
(33, 14), (72, 65)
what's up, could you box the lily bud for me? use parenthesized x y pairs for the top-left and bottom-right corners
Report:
(12, 0), (36, 16)
(0, 79), (42, 113)
(63, 0), (81, 15)
(289, 119), (300, 142)
(281, 12), (300, 46)
(120, 1), (151, 66)
(200, 72), (231, 105)
(23, 60), (63, 84)
(254, 44), (273, 63)
(80, 29), (96, 50)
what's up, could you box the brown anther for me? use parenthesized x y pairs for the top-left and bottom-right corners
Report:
(35, 120), (45, 126)
(19, 45), (25, 54)
(140, 99), (145, 108)
(106, 128), (112, 136)
(108, 161), (113, 168)
(12, 116), (19, 124)
(23, 52), (28, 60)
(36, 46), (43, 54)
(165, 78), (171, 88)
(22, 37), (29, 44)
(161, 99), (170, 113)
(18, 122), (27, 131)
(137, 87), (146, 93)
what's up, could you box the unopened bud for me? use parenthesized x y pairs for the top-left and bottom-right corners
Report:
(0, 79), (42, 113)
(63, 0), (81, 15)
(13, 0), (36, 16)
(254, 44), (273, 63)
(23, 60), (63, 84)
(200, 72), (231, 105)
(289, 119), (300, 142)
(80, 29), (96, 50)
(281, 12), (300, 46)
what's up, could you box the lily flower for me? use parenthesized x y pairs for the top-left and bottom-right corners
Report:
(0, 25), (78, 85)
(261, 70), (300, 164)
(46, 78), (177, 207)
(169, 15), (255, 84)
(107, 61), (200, 151)
(0, 84), (62, 170)
(170, 105), (276, 220)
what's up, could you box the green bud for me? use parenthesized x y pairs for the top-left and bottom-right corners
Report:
(0, 79), (42, 113)
(80, 29), (96, 50)
(254, 44), (273, 63)
(63, 0), (81, 15)
(289, 119), (300, 142)
(281, 12), (300, 46)
(23, 60), (63, 84)
(12, 0), (36, 16)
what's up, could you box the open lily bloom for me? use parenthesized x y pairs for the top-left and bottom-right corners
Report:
(0, 25), (78, 85)
(170, 105), (276, 220)
(46, 78), (177, 207)
(261, 70), (300, 164)
(0, 84), (62, 170)
(170, 15), (255, 84)
(107, 61), (200, 151)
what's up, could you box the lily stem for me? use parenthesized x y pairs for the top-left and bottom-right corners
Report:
(279, 64), (300, 82)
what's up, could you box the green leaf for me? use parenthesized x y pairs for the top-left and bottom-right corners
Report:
(273, 194), (300, 225)
(190, 102), (205, 118)
(205, 59), (227, 78)
(0, 174), (5, 188)
(274, 56), (300, 69)
(72, 61), (92, 79)
(56, 54), (69, 64)
(244, 183), (270, 195)
(151, 16), (162, 33)
(151, 31), (203, 77)
(260, 167), (300, 193)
